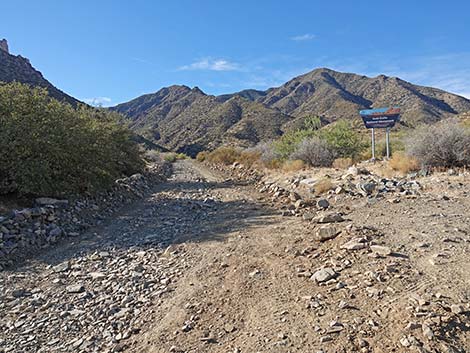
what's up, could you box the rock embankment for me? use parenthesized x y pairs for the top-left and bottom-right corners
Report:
(0, 163), (171, 269)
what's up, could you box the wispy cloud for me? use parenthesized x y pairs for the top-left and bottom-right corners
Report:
(291, 33), (316, 41)
(83, 97), (112, 107)
(178, 58), (241, 71)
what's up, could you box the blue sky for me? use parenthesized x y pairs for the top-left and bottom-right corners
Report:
(2, 0), (470, 106)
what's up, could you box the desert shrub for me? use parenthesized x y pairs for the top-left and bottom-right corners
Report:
(196, 151), (208, 162)
(238, 151), (261, 167)
(205, 147), (241, 165)
(144, 150), (161, 163)
(289, 137), (335, 167)
(176, 153), (188, 160)
(320, 120), (365, 159)
(406, 122), (470, 168)
(389, 151), (420, 174)
(314, 178), (334, 195)
(332, 157), (353, 169)
(264, 159), (283, 169)
(273, 129), (316, 159)
(302, 115), (322, 130)
(163, 153), (177, 162)
(282, 160), (305, 172)
(0, 82), (144, 196)
(246, 141), (280, 164)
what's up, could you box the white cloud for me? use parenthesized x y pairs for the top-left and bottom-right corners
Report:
(178, 58), (240, 71)
(83, 97), (112, 107)
(291, 33), (316, 41)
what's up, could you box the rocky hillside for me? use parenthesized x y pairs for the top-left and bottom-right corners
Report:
(0, 39), (79, 106)
(113, 68), (470, 154)
(112, 86), (291, 156)
(258, 68), (470, 124)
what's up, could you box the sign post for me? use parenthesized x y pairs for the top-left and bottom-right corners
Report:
(371, 128), (376, 160)
(386, 127), (390, 158)
(359, 107), (400, 160)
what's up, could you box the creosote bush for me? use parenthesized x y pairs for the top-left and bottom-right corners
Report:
(289, 137), (335, 167)
(406, 122), (470, 168)
(0, 82), (144, 196)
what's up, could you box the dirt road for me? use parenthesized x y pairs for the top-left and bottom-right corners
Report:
(1, 160), (469, 353)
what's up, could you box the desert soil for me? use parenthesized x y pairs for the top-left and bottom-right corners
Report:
(1, 160), (469, 353)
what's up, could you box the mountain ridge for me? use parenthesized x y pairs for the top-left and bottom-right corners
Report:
(112, 68), (470, 155)
(0, 40), (80, 106)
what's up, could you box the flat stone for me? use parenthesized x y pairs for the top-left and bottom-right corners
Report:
(89, 272), (106, 280)
(313, 213), (344, 223)
(370, 245), (392, 256)
(341, 239), (367, 250)
(303, 213), (316, 221)
(35, 198), (69, 207)
(311, 268), (337, 283)
(451, 304), (465, 314)
(53, 262), (70, 273)
(66, 284), (85, 294)
(315, 226), (340, 242)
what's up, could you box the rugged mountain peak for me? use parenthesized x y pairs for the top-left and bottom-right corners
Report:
(0, 38), (8, 53)
(0, 43), (79, 105)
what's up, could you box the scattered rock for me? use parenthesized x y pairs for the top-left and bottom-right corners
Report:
(311, 268), (337, 283)
(66, 284), (85, 293)
(317, 199), (330, 209)
(370, 245), (392, 256)
(313, 213), (344, 223)
(315, 225), (341, 242)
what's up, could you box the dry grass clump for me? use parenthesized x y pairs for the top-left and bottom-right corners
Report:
(282, 159), (305, 172)
(196, 151), (208, 162)
(238, 151), (262, 167)
(389, 151), (420, 174)
(314, 178), (334, 195)
(332, 157), (353, 169)
(205, 147), (241, 165)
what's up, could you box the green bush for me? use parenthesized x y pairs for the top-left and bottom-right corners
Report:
(0, 82), (144, 196)
(320, 120), (365, 159)
(273, 129), (316, 159)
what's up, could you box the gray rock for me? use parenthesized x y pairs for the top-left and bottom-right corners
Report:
(370, 245), (392, 256)
(315, 226), (340, 242)
(341, 238), (367, 250)
(53, 262), (70, 273)
(66, 284), (85, 293)
(35, 198), (69, 207)
(311, 268), (337, 283)
(313, 213), (344, 223)
(317, 199), (330, 209)
(450, 304), (465, 314)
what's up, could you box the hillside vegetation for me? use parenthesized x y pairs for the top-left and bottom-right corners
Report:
(112, 68), (470, 155)
(0, 82), (144, 197)
(199, 116), (470, 173)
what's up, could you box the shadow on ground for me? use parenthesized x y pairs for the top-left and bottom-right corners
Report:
(6, 177), (278, 272)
